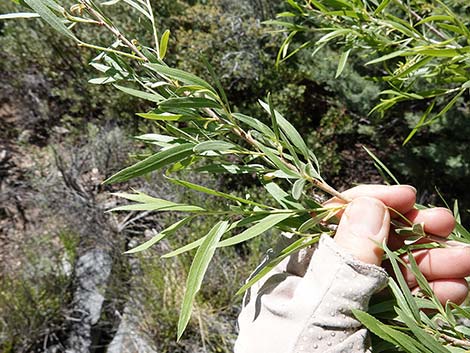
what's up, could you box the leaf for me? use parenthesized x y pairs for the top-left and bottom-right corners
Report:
(414, 47), (470, 57)
(266, 93), (280, 140)
(145, 63), (216, 93)
(193, 141), (236, 153)
(263, 180), (303, 210)
(125, 217), (193, 254)
(231, 113), (275, 138)
(177, 220), (229, 340)
(352, 310), (428, 353)
(374, 0), (392, 14)
(415, 15), (454, 26)
(196, 163), (264, 175)
(201, 56), (231, 112)
(236, 236), (320, 296)
(396, 307), (450, 353)
(24, 0), (76, 39)
(161, 237), (204, 259)
(292, 178), (306, 200)
(316, 28), (351, 44)
(159, 29), (170, 59)
(159, 97), (221, 110)
(136, 112), (184, 121)
(335, 49), (351, 78)
(403, 101), (435, 145)
(103, 143), (195, 184)
(165, 177), (268, 208)
(363, 146), (400, 184)
(110, 202), (203, 212)
(298, 210), (332, 233)
(218, 213), (293, 247)
(122, 0), (151, 19)
(256, 143), (299, 178)
(366, 50), (408, 65)
(0, 12), (40, 19)
(383, 244), (421, 323)
(114, 84), (163, 103)
(455, 325), (470, 336)
(110, 191), (204, 212)
(259, 100), (313, 163)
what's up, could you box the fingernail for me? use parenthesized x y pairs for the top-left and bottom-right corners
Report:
(394, 184), (417, 194)
(345, 197), (387, 239)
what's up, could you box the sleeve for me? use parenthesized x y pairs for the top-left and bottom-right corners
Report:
(234, 234), (389, 353)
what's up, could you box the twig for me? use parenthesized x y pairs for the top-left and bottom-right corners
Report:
(438, 332), (470, 348)
(79, 0), (148, 61)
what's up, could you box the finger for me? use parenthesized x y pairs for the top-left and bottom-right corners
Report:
(411, 278), (469, 306)
(401, 247), (470, 287)
(324, 184), (416, 218)
(404, 208), (455, 237)
(334, 196), (390, 266)
(388, 207), (456, 250)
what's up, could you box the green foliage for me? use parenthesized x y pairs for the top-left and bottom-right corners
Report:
(274, 0), (470, 142)
(3, 0), (470, 351)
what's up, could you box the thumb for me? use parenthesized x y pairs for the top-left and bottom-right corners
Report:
(334, 196), (390, 266)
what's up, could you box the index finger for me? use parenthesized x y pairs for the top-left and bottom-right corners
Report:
(324, 184), (417, 218)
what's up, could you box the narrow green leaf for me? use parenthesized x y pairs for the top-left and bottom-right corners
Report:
(112, 191), (173, 203)
(263, 180), (303, 210)
(414, 47), (470, 57)
(335, 49), (351, 78)
(103, 143), (195, 184)
(0, 12), (40, 19)
(396, 307), (450, 353)
(193, 141), (236, 153)
(177, 220), (229, 340)
(292, 178), (306, 200)
(236, 236), (320, 296)
(136, 112), (183, 121)
(366, 50), (407, 65)
(415, 15), (454, 26)
(145, 63), (216, 93)
(166, 177), (268, 208)
(161, 237), (204, 259)
(201, 56), (231, 112)
(24, 0), (76, 39)
(232, 113), (275, 138)
(363, 146), (400, 184)
(256, 143), (299, 178)
(316, 28), (351, 44)
(114, 84), (163, 103)
(109, 192), (204, 212)
(218, 213), (293, 247)
(266, 93), (280, 141)
(374, 0), (392, 14)
(159, 97), (221, 109)
(352, 310), (427, 353)
(383, 244), (421, 323)
(298, 210), (331, 233)
(110, 203), (203, 212)
(125, 217), (193, 254)
(122, 0), (151, 19)
(196, 164), (264, 175)
(159, 29), (170, 59)
(259, 100), (314, 165)
(403, 101), (435, 145)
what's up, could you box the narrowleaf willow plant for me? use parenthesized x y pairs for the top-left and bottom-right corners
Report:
(3, 0), (470, 351)
(272, 0), (470, 144)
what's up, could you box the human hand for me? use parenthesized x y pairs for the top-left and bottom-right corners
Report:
(324, 185), (470, 305)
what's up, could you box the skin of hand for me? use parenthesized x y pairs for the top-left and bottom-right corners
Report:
(324, 185), (470, 305)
